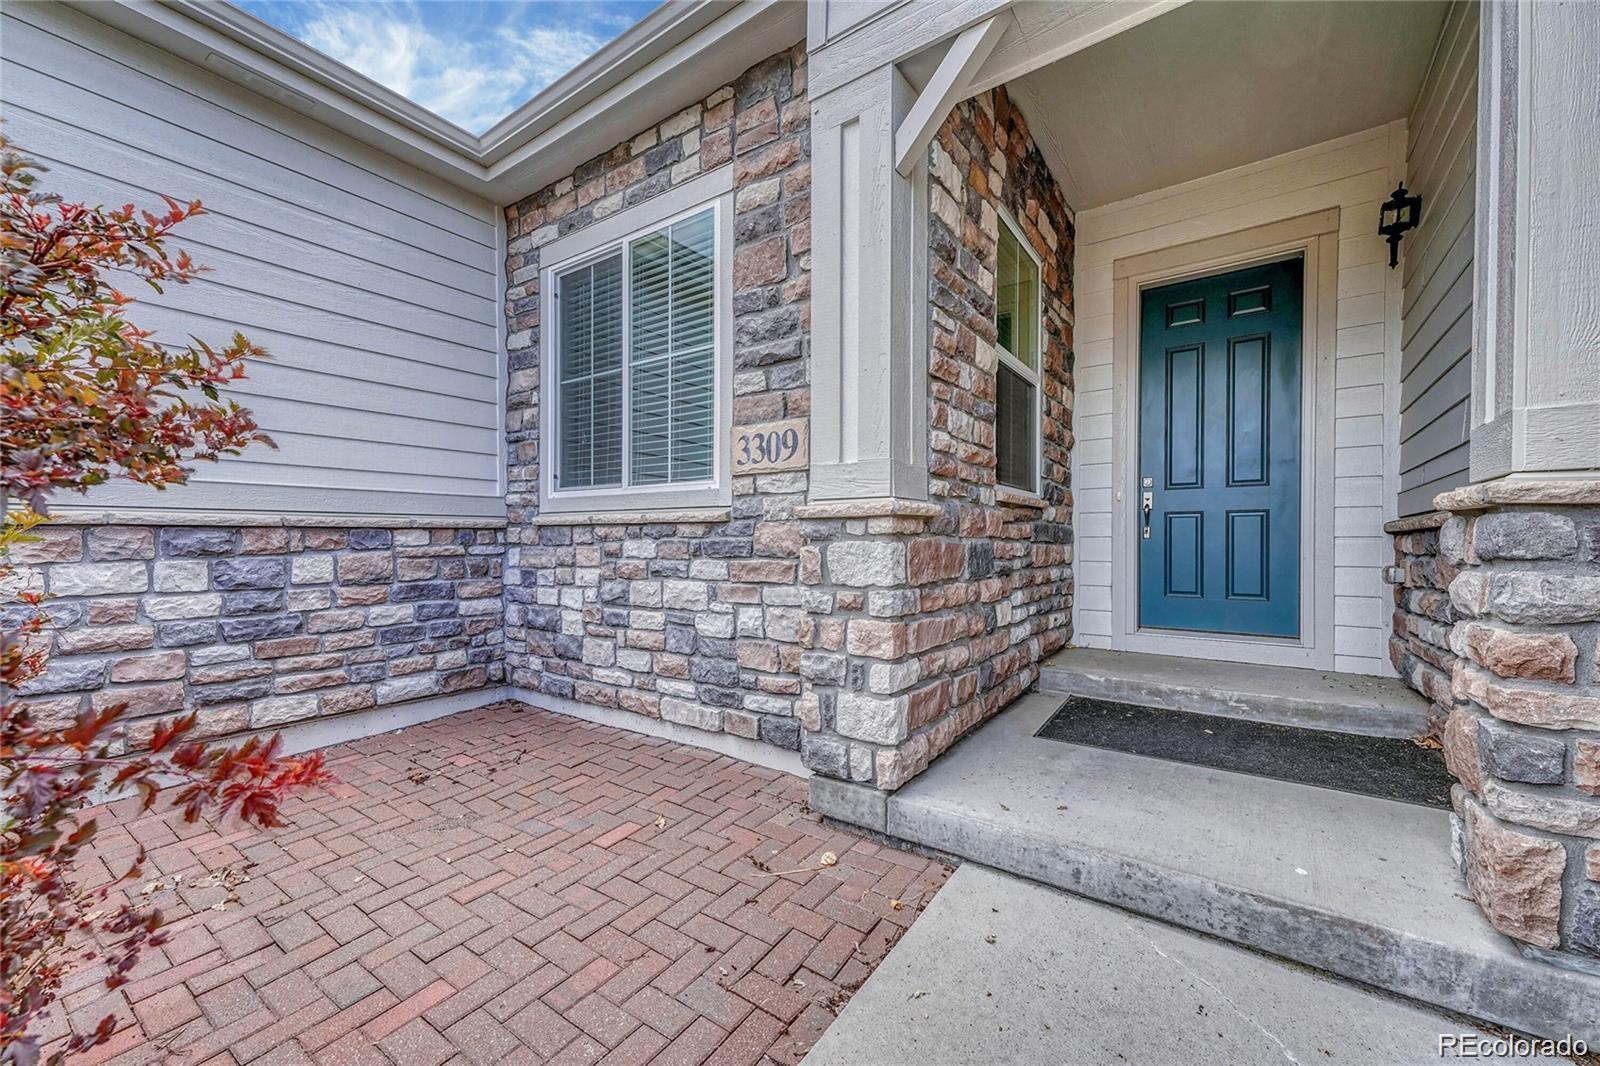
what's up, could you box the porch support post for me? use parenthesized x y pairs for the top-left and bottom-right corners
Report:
(1439, 0), (1600, 971)
(893, 15), (1007, 177)
(808, 63), (929, 502)
(1469, 0), (1600, 483)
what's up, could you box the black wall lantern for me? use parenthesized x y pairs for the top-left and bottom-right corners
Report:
(1378, 181), (1422, 269)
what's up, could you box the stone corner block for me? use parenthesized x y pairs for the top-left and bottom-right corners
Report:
(809, 775), (887, 834)
(825, 542), (907, 588)
(835, 692), (908, 746)
(1463, 797), (1566, 950)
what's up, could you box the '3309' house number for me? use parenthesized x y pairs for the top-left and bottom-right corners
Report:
(732, 418), (808, 474)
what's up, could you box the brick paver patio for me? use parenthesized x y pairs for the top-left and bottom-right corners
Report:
(50, 702), (952, 1065)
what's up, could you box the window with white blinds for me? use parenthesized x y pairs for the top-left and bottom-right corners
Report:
(552, 207), (719, 496)
(995, 214), (1042, 493)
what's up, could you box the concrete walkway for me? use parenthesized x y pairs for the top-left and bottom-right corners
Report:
(807, 865), (1542, 1066)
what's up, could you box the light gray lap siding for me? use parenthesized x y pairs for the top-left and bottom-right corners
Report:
(1, 4), (504, 519)
(1398, 1), (1477, 517)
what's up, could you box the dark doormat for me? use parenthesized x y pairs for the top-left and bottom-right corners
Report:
(1036, 696), (1454, 809)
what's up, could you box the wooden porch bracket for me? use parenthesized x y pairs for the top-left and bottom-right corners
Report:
(892, 14), (1010, 177)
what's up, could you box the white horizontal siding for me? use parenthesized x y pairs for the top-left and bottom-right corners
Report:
(1072, 124), (1406, 677)
(1398, 1), (1477, 517)
(1, 4), (504, 518)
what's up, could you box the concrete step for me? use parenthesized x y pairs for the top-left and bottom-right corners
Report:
(1039, 647), (1433, 738)
(808, 865), (1549, 1066)
(811, 691), (1600, 1043)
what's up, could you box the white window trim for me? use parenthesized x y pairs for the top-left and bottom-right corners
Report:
(538, 171), (734, 515)
(994, 206), (1044, 496)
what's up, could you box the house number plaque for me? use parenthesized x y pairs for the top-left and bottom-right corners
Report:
(732, 418), (808, 474)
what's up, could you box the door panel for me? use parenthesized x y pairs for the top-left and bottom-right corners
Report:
(1138, 258), (1303, 638)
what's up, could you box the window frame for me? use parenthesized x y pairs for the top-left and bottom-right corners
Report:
(994, 206), (1045, 496)
(538, 177), (733, 515)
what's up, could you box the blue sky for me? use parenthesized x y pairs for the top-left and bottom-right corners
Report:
(235, 1), (660, 133)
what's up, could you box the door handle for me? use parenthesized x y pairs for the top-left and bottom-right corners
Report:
(1141, 490), (1154, 540)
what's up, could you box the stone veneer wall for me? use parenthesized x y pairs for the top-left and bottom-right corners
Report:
(1387, 512), (1457, 733)
(500, 64), (1075, 791)
(501, 45), (814, 752)
(16, 523), (504, 749)
(794, 86), (1075, 790)
(1430, 488), (1600, 965)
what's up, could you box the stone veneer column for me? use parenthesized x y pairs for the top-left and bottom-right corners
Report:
(1438, 0), (1600, 968)
(1438, 482), (1600, 965)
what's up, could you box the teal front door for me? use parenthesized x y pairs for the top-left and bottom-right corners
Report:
(1137, 258), (1303, 638)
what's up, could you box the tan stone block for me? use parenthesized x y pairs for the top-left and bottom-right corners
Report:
(12, 526), (83, 563)
(110, 650), (187, 683)
(58, 624), (155, 655)
(1454, 662), (1600, 729)
(752, 522), (803, 558)
(337, 552), (394, 584)
(846, 619), (908, 660)
(323, 630), (375, 651)
(1589, 845), (1600, 882)
(302, 530), (348, 550)
(241, 528), (290, 554)
(87, 599), (139, 625)
(256, 636), (322, 659)
(723, 709), (760, 740)
(274, 670), (348, 694)
(93, 681), (185, 716)
(1463, 799), (1564, 948)
(1461, 623), (1577, 683)
(1441, 706), (1483, 795)
(321, 685), (376, 714)
(1577, 740), (1600, 797)
(23, 695), (85, 729)
(733, 235), (786, 289)
(190, 661), (273, 685)
(89, 526), (154, 560)
(337, 585), (389, 606)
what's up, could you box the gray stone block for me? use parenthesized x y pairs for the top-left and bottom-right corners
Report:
(157, 620), (218, 646)
(1568, 885), (1600, 958)
(348, 529), (393, 550)
(1488, 573), (1600, 625)
(801, 734), (851, 780)
(159, 528), (235, 557)
(1478, 720), (1567, 784)
(219, 615), (302, 642)
(22, 658), (106, 694)
(1474, 511), (1579, 561)
(212, 557), (289, 590)
(221, 591), (285, 616)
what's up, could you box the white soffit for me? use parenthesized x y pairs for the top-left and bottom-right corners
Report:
(66, 0), (807, 203)
(1010, 0), (1450, 210)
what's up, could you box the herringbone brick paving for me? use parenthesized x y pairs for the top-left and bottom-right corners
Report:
(47, 701), (952, 1065)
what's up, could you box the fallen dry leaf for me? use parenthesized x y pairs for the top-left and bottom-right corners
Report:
(819, 852), (838, 867)
(655, 816), (667, 829)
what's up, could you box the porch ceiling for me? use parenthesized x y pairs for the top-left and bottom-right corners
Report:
(1010, 0), (1450, 211)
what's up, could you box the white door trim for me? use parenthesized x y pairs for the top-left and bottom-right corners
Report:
(1108, 209), (1340, 670)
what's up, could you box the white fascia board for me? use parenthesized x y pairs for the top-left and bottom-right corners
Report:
(65, 0), (803, 203)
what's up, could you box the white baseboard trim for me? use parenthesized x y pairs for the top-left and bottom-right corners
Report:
(271, 688), (505, 756)
(506, 687), (809, 778)
(88, 685), (806, 807)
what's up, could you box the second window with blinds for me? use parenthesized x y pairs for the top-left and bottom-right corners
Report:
(544, 199), (728, 512)
(995, 212), (1042, 494)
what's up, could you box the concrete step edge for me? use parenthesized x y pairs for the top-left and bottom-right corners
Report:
(882, 795), (1600, 1044)
(1037, 669), (1431, 739)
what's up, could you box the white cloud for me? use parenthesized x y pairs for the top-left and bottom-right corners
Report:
(289, 2), (612, 133)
